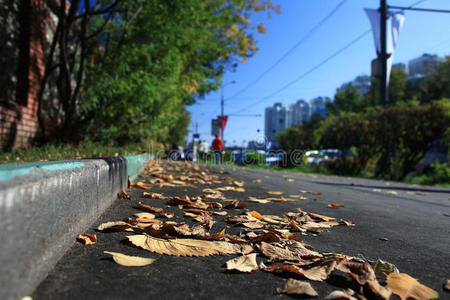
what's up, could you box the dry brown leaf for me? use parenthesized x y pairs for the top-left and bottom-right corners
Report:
(259, 241), (322, 262)
(379, 237), (389, 241)
(248, 197), (270, 203)
(324, 290), (357, 300)
(225, 200), (247, 209)
(127, 234), (225, 257)
(328, 203), (344, 208)
(232, 180), (245, 187)
(143, 192), (167, 200)
(97, 221), (136, 232)
(264, 258), (336, 281)
(299, 196), (308, 200)
(212, 211), (228, 216)
(241, 221), (266, 229)
(225, 253), (259, 273)
(386, 273), (438, 300)
(133, 212), (156, 219)
(253, 179), (262, 184)
(214, 241), (254, 255)
(267, 191), (284, 195)
(374, 259), (399, 278)
(130, 181), (151, 190)
(311, 192), (322, 195)
(138, 202), (163, 213)
(277, 279), (318, 297)
(308, 212), (336, 222)
(104, 251), (156, 267)
(77, 233), (97, 245)
(118, 190), (130, 199)
(444, 279), (450, 291)
(159, 212), (174, 218)
(216, 186), (245, 192)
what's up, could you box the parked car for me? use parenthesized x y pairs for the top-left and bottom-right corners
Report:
(266, 152), (284, 166)
(305, 150), (325, 165)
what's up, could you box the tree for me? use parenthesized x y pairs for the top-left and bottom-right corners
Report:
(37, 0), (279, 145)
(327, 84), (364, 114)
(418, 56), (450, 103)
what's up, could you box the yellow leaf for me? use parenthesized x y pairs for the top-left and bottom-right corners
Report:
(267, 191), (284, 195)
(250, 210), (264, 221)
(130, 181), (151, 190)
(386, 273), (438, 300)
(104, 251), (156, 267)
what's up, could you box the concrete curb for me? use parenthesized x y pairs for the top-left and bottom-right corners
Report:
(0, 154), (153, 300)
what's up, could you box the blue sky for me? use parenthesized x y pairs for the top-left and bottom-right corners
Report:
(186, 0), (450, 147)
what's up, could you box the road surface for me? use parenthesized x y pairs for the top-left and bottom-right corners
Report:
(32, 162), (450, 299)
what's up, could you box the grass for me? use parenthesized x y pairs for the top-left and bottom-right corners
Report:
(0, 141), (150, 164)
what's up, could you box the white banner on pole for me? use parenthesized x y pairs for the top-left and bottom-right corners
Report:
(365, 9), (405, 85)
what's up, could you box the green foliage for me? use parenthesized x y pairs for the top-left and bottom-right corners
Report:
(244, 152), (266, 166)
(79, 0), (278, 146)
(327, 84), (365, 114)
(0, 141), (147, 164)
(418, 56), (450, 103)
(276, 127), (314, 152)
(315, 99), (450, 179)
(405, 161), (450, 187)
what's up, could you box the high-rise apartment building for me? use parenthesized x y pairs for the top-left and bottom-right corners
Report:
(265, 103), (290, 148)
(310, 97), (331, 116)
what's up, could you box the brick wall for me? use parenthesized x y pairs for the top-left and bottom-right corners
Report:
(0, 0), (47, 151)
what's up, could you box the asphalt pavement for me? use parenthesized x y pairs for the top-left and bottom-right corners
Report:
(32, 162), (450, 299)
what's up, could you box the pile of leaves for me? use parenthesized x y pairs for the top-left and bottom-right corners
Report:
(82, 160), (439, 299)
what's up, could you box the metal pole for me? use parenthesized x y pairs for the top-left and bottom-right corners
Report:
(220, 93), (224, 140)
(380, 0), (388, 107)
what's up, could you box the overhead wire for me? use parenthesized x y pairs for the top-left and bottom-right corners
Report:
(196, 0), (348, 124)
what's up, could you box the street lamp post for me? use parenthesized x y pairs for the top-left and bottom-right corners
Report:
(220, 80), (236, 141)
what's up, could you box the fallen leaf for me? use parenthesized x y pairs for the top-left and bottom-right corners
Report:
(225, 253), (259, 273)
(159, 212), (174, 218)
(324, 290), (357, 300)
(232, 180), (245, 187)
(277, 279), (318, 297)
(118, 190), (130, 199)
(143, 192), (167, 200)
(386, 273), (438, 300)
(308, 212), (336, 222)
(379, 237), (389, 241)
(264, 258), (336, 281)
(225, 200), (247, 209)
(267, 191), (284, 195)
(248, 197), (270, 204)
(253, 179), (262, 184)
(212, 211), (228, 216)
(250, 211), (265, 221)
(138, 202), (163, 213)
(299, 196), (308, 200)
(127, 234), (225, 257)
(374, 259), (399, 278)
(328, 203), (344, 208)
(444, 279), (450, 291)
(104, 251), (156, 267)
(130, 181), (151, 190)
(184, 212), (200, 218)
(133, 212), (156, 219)
(259, 241), (321, 262)
(77, 233), (97, 245)
(97, 221), (136, 232)
(283, 177), (295, 182)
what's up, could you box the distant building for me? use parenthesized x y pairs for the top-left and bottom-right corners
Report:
(339, 75), (371, 96)
(265, 102), (290, 148)
(392, 63), (406, 72)
(310, 97), (331, 116)
(408, 53), (440, 77)
(289, 99), (310, 127)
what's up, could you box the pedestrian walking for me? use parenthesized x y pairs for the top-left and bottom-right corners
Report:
(211, 134), (224, 164)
